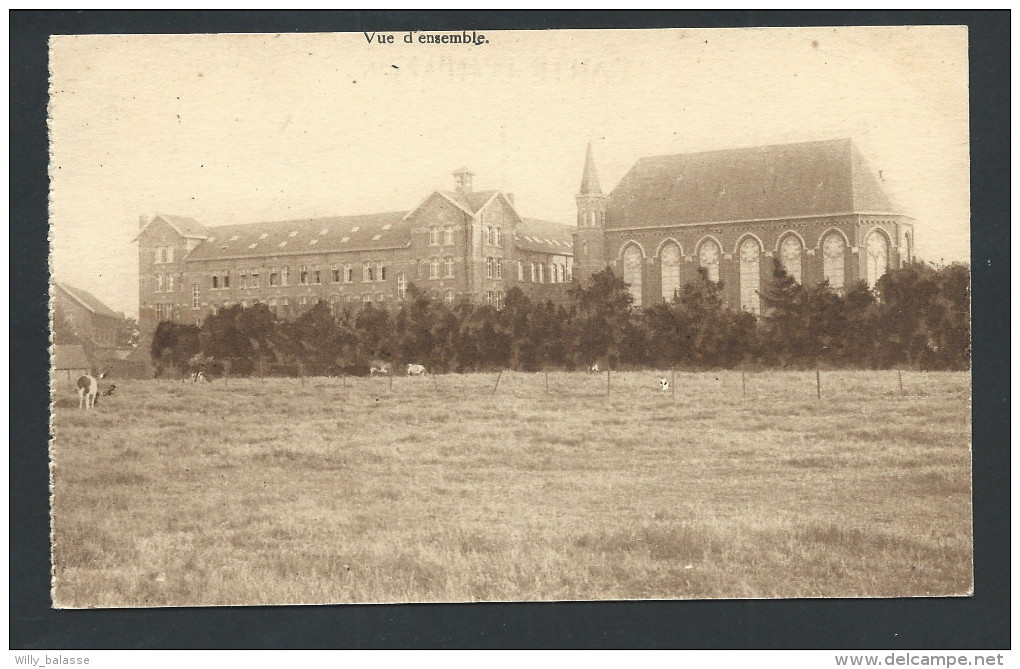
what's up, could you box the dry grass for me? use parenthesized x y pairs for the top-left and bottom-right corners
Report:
(49, 370), (972, 607)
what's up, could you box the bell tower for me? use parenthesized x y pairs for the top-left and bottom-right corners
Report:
(572, 142), (608, 284)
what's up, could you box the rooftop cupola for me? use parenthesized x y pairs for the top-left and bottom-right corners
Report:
(453, 167), (474, 194)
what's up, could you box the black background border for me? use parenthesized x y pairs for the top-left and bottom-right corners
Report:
(11, 10), (1009, 650)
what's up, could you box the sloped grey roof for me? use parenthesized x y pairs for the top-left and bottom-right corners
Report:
(605, 138), (898, 229)
(186, 212), (412, 261)
(516, 218), (575, 255)
(54, 282), (123, 320)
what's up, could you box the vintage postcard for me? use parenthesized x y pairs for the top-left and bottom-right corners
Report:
(49, 26), (971, 607)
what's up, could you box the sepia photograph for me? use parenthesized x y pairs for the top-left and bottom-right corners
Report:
(47, 26), (973, 609)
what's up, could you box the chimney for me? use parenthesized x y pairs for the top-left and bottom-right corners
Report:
(452, 167), (474, 194)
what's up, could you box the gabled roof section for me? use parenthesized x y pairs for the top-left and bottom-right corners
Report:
(579, 142), (603, 195)
(405, 189), (522, 222)
(185, 211), (411, 261)
(53, 344), (91, 370)
(134, 214), (210, 241)
(404, 190), (477, 220)
(605, 138), (900, 229)
(53, 282), (123, 320)
(515, 218), (575, 255)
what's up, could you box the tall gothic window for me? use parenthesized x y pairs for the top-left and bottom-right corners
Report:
(822, 232), (846, 290)
(622, 244), (643, 307)
(660, 241), (681, 302)
(779, 235), (803, 284)
(698, 239), (721, 283)
(738, 237), (761, 314)
(866, 231), (890, 288)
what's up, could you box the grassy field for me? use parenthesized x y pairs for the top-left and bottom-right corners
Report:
(50, 370), (972, 607)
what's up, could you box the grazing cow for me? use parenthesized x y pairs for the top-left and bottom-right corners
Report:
(76, 373), (98, 410)
(370, 361), (392, 375)
(406, 363), (427, 376)
(192, 371), (212, 383)
(102, 384), (116, 396)
(659, 378), (670, 391)
(589, 363), (600, 374)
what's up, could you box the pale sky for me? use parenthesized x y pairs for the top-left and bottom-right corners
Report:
(49, 27), (970, 317)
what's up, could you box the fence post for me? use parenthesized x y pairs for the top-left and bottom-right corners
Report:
(607, 369), (611, 399)
(300, 362), (305, 386)
(898, 369), (904, 394)
(389, 371), (393, 391)
(491, 370), (503, 396)
(672, 368), (676, 399)
(816, 369), (821, 399)
(545, 369), (549, 394)
(742, 370), (746, 398)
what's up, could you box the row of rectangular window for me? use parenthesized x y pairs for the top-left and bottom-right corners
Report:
(153, 247), (175, 264)
(207, 262), (390, 290)
(425, 257), (457, 280)
(426, 227), (502, 247)
(153, 274), (175, 292)
(194, 272), (410, 308)
(428, 227), (456, 246)
(516, 260), (569, 284)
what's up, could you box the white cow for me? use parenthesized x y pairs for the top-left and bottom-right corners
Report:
(406, 363), (427, 376)
(370, 361), (392, 375)
(659, 378), (670, 391)
(589, 363), (600, 374)
(76, 373), (99, 410)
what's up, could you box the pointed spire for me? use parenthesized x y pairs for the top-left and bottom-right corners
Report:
(579, 142), (602, 195)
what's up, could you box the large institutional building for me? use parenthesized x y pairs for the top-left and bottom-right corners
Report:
(573, 138), (914, 312)
(137, 138), (912, 334)
(136, 170), (575, 334)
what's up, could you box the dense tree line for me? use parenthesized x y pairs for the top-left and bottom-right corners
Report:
(150, 260), (970, 377)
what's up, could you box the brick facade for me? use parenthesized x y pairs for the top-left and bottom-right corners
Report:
(136, 172), (574, 334)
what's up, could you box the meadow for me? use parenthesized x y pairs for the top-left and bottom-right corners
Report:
(50, 369), (972, 607)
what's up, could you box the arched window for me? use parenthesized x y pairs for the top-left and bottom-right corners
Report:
(660, 241), (681, 302)
(622, 244), (643, 307)
(739, 237), (761, 314)
(866, 231), (890, 288)
(779, 235), (803, 284)
(698, 239), (721, 283)
(822, 233), (846, 290)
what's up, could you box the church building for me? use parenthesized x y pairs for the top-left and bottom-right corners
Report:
(572, 138), (914, 312)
